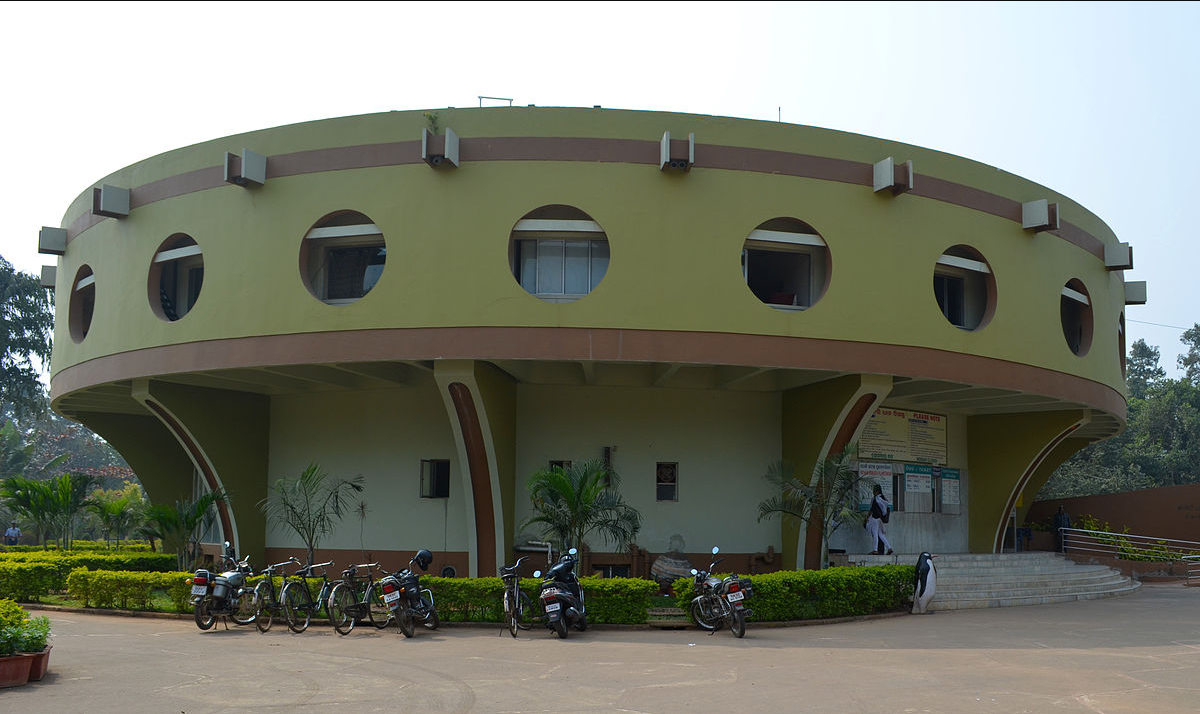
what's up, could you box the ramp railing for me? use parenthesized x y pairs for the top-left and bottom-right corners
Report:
(1060, 527), (1200, 583)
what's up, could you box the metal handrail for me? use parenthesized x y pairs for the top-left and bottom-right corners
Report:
(1060, 527), (1200, 567)
(1184, 555), (1200, 587)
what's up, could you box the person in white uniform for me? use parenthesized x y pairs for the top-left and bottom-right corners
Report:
(865, 484), (893, 555)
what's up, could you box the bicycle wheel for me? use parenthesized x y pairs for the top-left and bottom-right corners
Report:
(282, 582), (311, 634)
(255, 581), (275, 632)
(329, 583), (356, 635)
(516, 592), (531, 630)
(504, 591), (519, 637)
(367, 582), (390, 629)
(230, 588), (257, 625)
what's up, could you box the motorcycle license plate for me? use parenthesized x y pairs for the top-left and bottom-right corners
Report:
(545, 602), (561, 613)
(383, 591), (401, 604)
(191, 585), (207, 596)
(727, 591), (745, 602)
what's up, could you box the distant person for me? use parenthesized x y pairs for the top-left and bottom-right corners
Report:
(865, 484), (893, 555)
(4, 520), (20, 546)
(1052, 506), (1072, 552)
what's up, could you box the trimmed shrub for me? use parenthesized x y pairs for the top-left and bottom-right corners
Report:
(673, 565), (915, 621)
(66, 569), (193, 612)
(0, 552), (177, 595)
(0, 561), (61, 601)
(0, 540), (152, 553)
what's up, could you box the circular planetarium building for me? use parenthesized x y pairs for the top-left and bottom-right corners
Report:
(39, 108), (1142, 576)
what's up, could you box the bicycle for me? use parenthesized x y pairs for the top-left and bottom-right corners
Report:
(499, 555), (532, 638)
(281, 559), (336, 634)
(254, 556), (299, 633)
(328, 562), (389, 635)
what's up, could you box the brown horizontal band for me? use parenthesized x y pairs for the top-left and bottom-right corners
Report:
(49, 326), (1125, 421)
(63, 137), (1105, 258)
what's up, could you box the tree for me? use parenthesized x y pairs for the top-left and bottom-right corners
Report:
(1126, 339), (1165, 400)
(0, 256), (54, 422)
(757, 446), (872, 569)
(521, 459), (642, 553)
(1180, 324), (1200, 385)
(46, 472), (102, 549)
(89, 490), (142, 548)
(142, 491), (229, 571)
(258, 463), (364, 567)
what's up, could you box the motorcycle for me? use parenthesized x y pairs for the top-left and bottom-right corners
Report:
(689, 546), (753, 638)
(379, 549), (440, 638)
(189, 541), (257, 630)
(533, 547), (586, 639)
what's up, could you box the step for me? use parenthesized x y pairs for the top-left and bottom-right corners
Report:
(645, 606), (690, 629)
(934, 581), (1141, 610)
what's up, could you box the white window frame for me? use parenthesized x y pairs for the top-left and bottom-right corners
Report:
(512, 220), (608, 303)
(742, 232), (826, 311)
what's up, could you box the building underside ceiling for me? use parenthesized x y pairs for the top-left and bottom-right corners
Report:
(52, 358), (1124, 442)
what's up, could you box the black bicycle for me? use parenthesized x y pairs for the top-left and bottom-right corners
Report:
(281, 559), (336, 634)
(254, 556), (299, 633)
(499, 556), (532, 638)
(328, 562), (389, 635)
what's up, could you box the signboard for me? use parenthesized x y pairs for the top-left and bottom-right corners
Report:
(858, 461), (893, 508)
(939, 467), (961, 506)
(860, 408), (948, 465)
(904, 463), (933, 493)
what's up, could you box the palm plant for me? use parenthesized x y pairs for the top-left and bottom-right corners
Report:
(757, 446), (872, 568)
(89, 493), (138, 548)
(257, 463), (365, 567)
(47, 472), (101, 550)
(522, 458), (642, 553)
(142, 490), (229, 571)
(0, 475), (56, 545)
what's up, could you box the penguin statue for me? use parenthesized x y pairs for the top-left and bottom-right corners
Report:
(912, 552), (937, 614)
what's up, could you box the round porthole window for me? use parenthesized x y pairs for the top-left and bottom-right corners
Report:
(68, 265), (95, 343)
(509, 205), (609, 303)
(1060, 278), (1093, 356)
(741, 218), (830, 311)
(148, 234), (204, 322)
(299, 211), (386, 305)
(932, 245), (996, 331)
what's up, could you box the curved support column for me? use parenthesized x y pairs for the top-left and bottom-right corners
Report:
(434, 361), (516, 577)
(966, 410), (1090, 553)
(781, 374), (893, 569)
(68, 411), (196, 507)
(131, 379), (269, 565)
(1015, 436), (1091, 527)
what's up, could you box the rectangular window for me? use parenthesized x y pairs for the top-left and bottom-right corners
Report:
(934, 273), (966, 327)
(656, 462), (678, 502)
(594, 564), (630, 578)
(420, 459), (450, 498)
(744, 247), (815, 308)
(515, 239), (608, 297)
(549, 459), (572, 471)
(327, 246), (386, 300)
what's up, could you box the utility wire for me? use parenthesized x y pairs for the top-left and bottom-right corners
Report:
(1127, 318), (1192, 331)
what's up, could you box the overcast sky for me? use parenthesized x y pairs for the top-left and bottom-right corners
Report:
(3, 1), (1195, 375)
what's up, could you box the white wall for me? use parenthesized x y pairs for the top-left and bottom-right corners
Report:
(267, 384), (468, 554)
(514, 384), (782, 554)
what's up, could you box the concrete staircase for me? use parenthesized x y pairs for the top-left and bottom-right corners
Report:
(850, 551), (1140, 611)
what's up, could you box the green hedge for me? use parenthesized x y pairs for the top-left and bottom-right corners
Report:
(673, 565), (915, 621)
(0, 552), (177, 597)
(66, 569), (194, 612)
(0, 562), (61, 601)
(0, 540), (152, 553)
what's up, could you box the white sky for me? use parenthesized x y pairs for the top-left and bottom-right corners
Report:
(3, 1), (1196, 375)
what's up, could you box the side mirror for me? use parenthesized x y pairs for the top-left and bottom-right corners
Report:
(690, 568), (698, 576)
(533, 570), (542, 578)
(568, 547), (578, 556)
(711, 546), (720, 555)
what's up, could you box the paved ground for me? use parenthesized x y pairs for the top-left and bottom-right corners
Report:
(7, 584), (1200, 714)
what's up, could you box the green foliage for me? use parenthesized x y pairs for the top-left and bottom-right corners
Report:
(578, 575), (659, 624)
(0, 598), (27, 629)
(673, 565), (914, 621)
(0, 561), (59, 600)
(522, 459), (642, 552)
(1039, 331), (1200, 500)
(758, 446), (870, 568)
(259, 463), (364, 566)
(1, 539), (151, 553)
(0, 551), (177, 599)
(0, 256), (54, 422)
(141, 490), (228, 571)
(65, 568), (193, 612)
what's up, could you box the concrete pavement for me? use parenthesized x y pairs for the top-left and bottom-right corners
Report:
(7, 583), (1200, 714)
